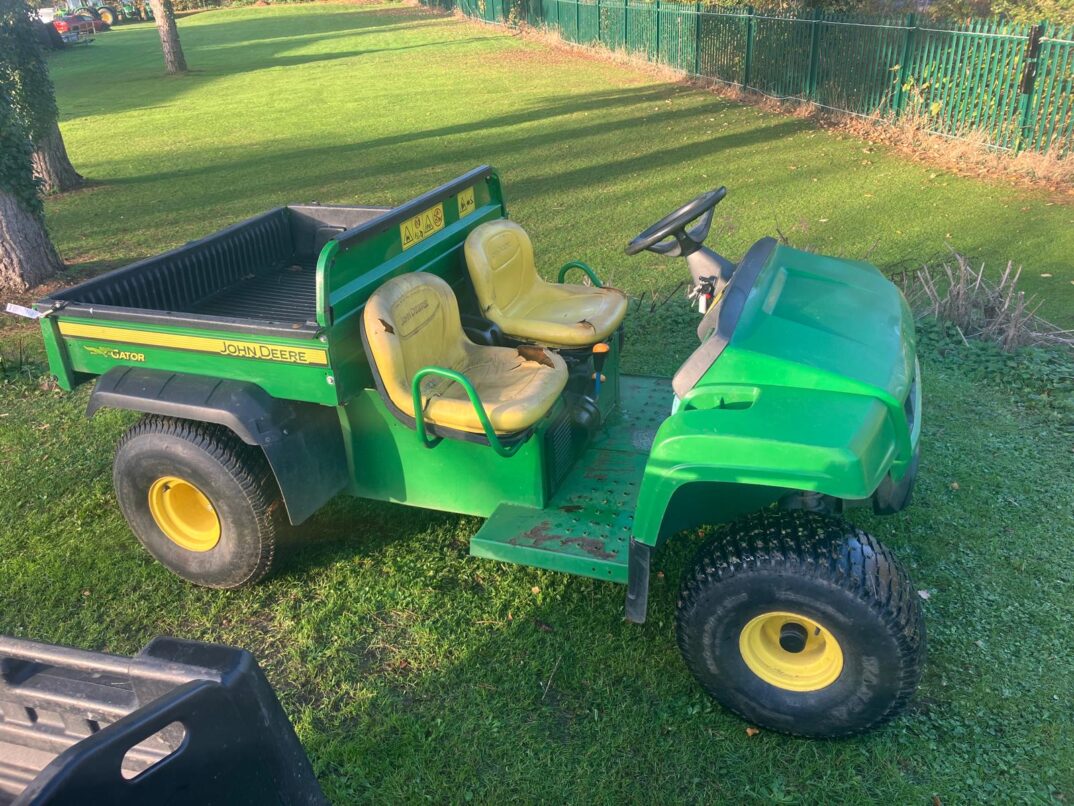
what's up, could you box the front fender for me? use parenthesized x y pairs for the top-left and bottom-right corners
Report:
(632, 385), (900, 546)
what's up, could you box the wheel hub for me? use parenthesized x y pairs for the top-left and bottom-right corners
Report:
(739, 611), (843, 692)
(147, 476), (221, 552)
(778, 622), (809, 653)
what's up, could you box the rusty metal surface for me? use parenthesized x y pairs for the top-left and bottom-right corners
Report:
(469, 376), (671, 582)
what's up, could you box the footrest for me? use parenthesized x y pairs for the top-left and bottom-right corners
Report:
(470, 450), (645, 583)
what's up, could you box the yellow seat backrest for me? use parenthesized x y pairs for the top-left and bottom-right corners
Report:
(464, 220), (541, 319)
(362, 272), (467, 418)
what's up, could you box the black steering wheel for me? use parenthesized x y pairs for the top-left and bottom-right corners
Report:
(625, 188), (727, 257)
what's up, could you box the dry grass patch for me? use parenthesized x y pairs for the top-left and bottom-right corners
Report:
(897, 251), (1074, 351)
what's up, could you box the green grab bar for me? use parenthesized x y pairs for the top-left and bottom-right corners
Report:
(411, 366), (520, 458)
(556, 260), (603, 287)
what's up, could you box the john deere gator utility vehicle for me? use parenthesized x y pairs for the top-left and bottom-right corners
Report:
(30, 167), (924, 737)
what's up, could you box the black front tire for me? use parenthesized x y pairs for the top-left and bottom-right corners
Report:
(676, 510), (925, 738)
(114, 416), (283, 588)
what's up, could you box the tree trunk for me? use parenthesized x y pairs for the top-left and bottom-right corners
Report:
(32, 120), (84, 195)
(0, 188), (64, 293)
(148, 0), (188, 74)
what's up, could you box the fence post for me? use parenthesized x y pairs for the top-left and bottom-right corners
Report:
(694, 1), (702, 76)
(806, 8), (822, 98)
(743, 6), (755, 88)
(655, 0), (661, 62)
(623, 0), (628, 51)
(597, 0), (602, 45)
(1015, 23), (1047, 152)
(576, 0), (580, 41)
(892, 12), (917, 116)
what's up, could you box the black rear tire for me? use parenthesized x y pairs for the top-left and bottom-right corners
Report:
(97, 5), (116, 25)
(114, 416), (283, 588)
(676, 509), (924, 738)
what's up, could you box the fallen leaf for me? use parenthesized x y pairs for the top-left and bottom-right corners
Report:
(745, 726), (760, 737)
(1041, 273), (1053, 278)
(918, 590), (931, 600)
(933, 796), (943, 806)
(531, 586), (541, 595)
(378, 318), (395, 334)
(535, 620), (554, 633)
(517, 345), (555, 368)
(950, 481), (960, 491)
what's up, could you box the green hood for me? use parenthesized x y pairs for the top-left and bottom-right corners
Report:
(720, 243), (916, 403)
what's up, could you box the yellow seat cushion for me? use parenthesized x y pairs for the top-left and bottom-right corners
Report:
(363, 272), (568, 435)
(464, 220), (628, 348)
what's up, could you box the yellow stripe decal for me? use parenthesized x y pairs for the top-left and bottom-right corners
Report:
(59, 322), (329, 366)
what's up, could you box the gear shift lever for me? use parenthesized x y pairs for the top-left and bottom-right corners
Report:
(592, 342), (610, 397)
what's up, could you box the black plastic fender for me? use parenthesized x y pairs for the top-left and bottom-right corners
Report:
(872, 443), (920, 515)
(625, 539), (651, 624)
(87, 367), (347, 525)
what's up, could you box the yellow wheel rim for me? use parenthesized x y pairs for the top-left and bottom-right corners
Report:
(739, 611), (844, 692)
(147, 476), (221, 552)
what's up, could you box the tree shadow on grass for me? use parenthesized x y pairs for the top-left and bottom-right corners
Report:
(52, 7), (468, 120)
(184, 11), (455, 50)
(98, 84), (807, 208)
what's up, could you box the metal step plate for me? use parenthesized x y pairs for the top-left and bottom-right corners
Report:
(470, 450), (645, 582)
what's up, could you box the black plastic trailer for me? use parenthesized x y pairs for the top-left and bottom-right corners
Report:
(0, 636), (325, 805)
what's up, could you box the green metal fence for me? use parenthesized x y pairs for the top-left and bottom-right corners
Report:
(424, 0), (1074, 155)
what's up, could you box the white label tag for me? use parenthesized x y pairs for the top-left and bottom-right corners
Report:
(5, 303), (42, 320)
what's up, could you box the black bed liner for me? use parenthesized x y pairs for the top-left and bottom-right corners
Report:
(40, 204), (386, 336)
(187, 260), (318, 322)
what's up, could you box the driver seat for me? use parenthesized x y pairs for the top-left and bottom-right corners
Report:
(464, 220), (628, 349)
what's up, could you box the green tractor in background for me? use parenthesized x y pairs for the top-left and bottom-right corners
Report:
(69, 0), (153, 26)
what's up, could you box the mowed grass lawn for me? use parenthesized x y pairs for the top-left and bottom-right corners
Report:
(1, 3), (1073, 802)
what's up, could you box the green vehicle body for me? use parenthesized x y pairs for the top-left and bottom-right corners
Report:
(35, 167), (920, 621)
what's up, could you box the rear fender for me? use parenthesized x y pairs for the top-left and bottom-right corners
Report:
(88, 367), (347, 525)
